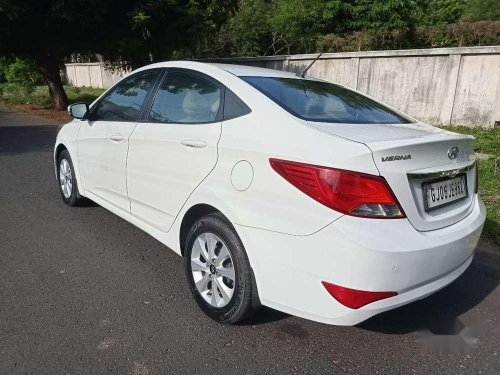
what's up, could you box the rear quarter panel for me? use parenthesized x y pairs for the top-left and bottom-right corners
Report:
(185, 105), (379, 236)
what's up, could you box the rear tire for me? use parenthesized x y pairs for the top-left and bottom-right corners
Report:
(184, 214), (260, 324)
(57, 149), (85, 207)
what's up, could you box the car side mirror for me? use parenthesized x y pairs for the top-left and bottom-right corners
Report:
(68, 103), (89, 120)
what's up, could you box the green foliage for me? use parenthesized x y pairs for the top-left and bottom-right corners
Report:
(2, 58), (43, 94)
(344, 0), (417, 31)
(416, 0), (468, 25)
(213, 0), (500, 57)
(414, 21), (500, 48)
(215, 0), (418, 56)
(441, 125), (500, 245)
(0, 0), (237, 108)
(0, 56), (11, 83)
(212, 0), (276, 57)
(462, 0), (500, 21)
(317, 20), (500, 52)
(0, 84), (104, 106)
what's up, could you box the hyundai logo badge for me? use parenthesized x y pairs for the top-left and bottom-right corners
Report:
(448, 146), (459, 160)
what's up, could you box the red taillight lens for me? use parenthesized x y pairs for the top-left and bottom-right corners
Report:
(474, 161), (479, 194)
(270, 159), (405, 218)
(322, 281), (398, 309)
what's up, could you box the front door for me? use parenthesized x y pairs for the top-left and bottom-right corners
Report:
(127, 69), (223, 231)
(77, 69), (160, 212)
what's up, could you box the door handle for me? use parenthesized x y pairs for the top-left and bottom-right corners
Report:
(109, 133), (124, 142)
(181, 139), (207, 148)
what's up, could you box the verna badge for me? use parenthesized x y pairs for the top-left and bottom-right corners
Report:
(381, 155), (411, 162)
(448, 146), (459, 160)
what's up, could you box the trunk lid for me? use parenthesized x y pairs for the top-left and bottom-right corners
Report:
(308, 121), (477, 231)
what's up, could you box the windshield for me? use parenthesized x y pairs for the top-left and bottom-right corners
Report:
(242, 76), (412, 124)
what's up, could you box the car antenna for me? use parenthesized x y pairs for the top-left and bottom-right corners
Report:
(297, 53), (323, 78)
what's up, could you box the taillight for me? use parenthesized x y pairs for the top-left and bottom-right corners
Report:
(474, 161), (479, 194)
(322, 281), (398, 309)
(269, 159), (405, 218)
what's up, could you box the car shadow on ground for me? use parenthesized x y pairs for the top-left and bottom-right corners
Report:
(241, 256), (500, 330)
(359, 258), (499, 335)
(242, 307), (290, 325)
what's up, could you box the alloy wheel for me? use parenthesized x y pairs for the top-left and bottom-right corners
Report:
(190, 232), (236, 308)
(59, 159), (73, 199)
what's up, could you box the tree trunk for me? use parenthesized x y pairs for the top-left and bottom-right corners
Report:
(35, 54), (68, 111)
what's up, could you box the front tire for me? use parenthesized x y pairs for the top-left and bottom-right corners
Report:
(57, 149), (85, 206)
(184, 214), (260, 324)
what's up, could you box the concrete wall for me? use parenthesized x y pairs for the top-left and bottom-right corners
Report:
(64, 63), (128, 90)
(64, 46), (500, 126)
(208, 46), (500, 127)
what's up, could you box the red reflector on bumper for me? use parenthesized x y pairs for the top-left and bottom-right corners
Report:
(322, 282), (398, 309)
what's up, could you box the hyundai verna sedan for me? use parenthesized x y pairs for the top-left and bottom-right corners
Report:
(54, 61), (485, 326)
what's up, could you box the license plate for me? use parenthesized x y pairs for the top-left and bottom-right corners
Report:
(422, 175), (468, 211)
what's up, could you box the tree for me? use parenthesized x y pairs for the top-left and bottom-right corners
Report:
(345, 0), (417, 31)
(0, 0), (235, 110)
(415, 0), (468, 25)
(216, 0), (277, 57)
(462, 0), (500, 21)
(216, 0), (418, 56)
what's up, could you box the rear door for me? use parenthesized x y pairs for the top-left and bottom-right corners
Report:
(77, 69), (161, 212)
(127, 69), (223, 231)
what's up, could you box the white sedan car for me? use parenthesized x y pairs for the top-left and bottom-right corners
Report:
(55, 61), (485, 326)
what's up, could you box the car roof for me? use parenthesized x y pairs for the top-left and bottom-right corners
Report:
(134, 60), (300, 79)
(208, 63), (298, 78)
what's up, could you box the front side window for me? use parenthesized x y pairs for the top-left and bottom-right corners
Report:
(242, 76), (412, 124)
(93, 70), (158, 121)
(148, 71), (221, 124)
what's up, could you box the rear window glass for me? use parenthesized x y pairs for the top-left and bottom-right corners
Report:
(242, 77), (412, 124)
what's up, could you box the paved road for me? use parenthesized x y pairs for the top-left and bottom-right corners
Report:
(1, 106), (499, 374)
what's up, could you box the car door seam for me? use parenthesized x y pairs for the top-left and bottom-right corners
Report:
(167, 122), (224, 232)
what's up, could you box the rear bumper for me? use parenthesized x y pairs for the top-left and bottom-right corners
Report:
(236, 196), (486, 326)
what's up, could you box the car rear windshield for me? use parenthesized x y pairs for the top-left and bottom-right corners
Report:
(241, 76), (412, 124)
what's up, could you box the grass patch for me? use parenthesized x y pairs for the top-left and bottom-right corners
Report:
(0, 84), (105, 107)
(442, 126), (500, 245)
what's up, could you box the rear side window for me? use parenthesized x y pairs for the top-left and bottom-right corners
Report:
(148, 71), (221, 124)
(93, 70), (159, 121)
(242, 76), (411, 124)
(223, 89), (251, 120)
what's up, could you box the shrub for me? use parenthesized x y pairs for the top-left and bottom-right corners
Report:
(316, 20), (500, 52)
(0, 57), (12, 83)
(4, 58), (43, 95)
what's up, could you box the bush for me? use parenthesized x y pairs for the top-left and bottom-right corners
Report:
(316, 20), (500, 52)
(0, 57), (12, 83)
(415, 21), (500, 48)
(317, 30), (410, 52)
(3, 58), (43, 95)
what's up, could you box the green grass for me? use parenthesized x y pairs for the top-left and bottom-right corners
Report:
(0, 84), (105, 107)
(441, 126), (500, 245)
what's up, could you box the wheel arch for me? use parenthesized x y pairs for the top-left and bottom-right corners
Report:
(179, 203), (233, 257)
(54, 143), (68, 178)
(54, 141), (84, 198)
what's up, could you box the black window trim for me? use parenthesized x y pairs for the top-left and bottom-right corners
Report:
(222, 88), (252, 121)
(141, 68), (225, 125)
(88, 68), (165, 123)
